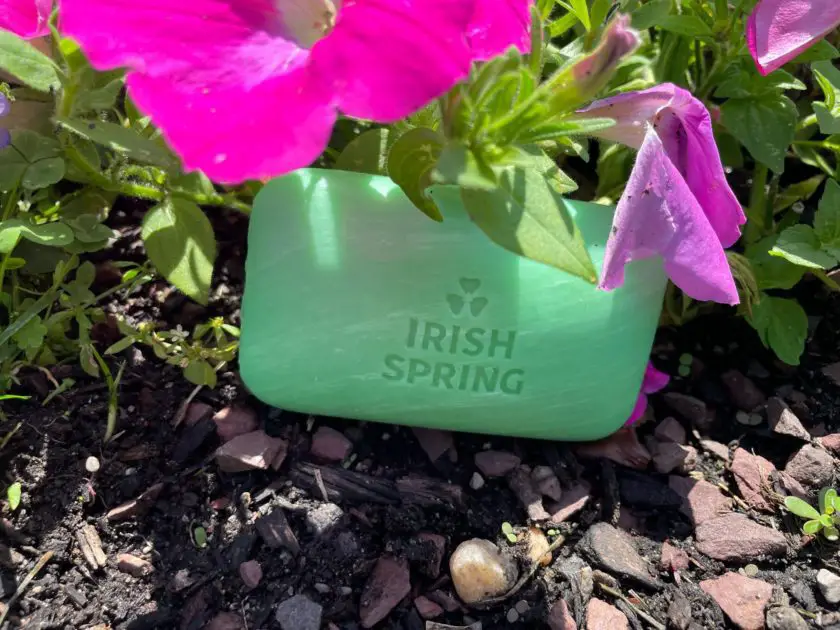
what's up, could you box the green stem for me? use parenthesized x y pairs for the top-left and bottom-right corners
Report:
(797, 114), (818, 132)
(748, 162), (769, 236)
(1, 184), (19, 221)
(715, 0), (728, 17)
(766, 172), (780, 233)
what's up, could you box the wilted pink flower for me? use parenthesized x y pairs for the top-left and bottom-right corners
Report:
(61, 0), (532, 184)
(577, 84), (745, 305)
(0, 0), (51, 39)
(625, 363), (669, 427)
(747, 0), (840, 75)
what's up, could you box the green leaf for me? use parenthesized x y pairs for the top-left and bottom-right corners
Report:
(183, 360), (217, 388)
(746, 237), (805, 291)
(387, 128), (445, 221)
(105, 336), (135, 356)
(141, 198), (217, 305)
(74, 77), (124, 114)
(747, 295), (808, 366)
(56, 118), (177, 169)
(12, 315), (47, 351)
(508, 144), (578, 194)
(453, 165), (597, 282)
(721, 94), (797, 173)
(22, 157), (65, 189)
(774, 175), (825, 212)
(820, 488), (838, 515)
(501, 521), (514, 535)
(0, 130), (64, 192)
(812, 60), (840, 134)
(715, 58), (806, 99)
(631, 0), (671, 30)
(803, 519), (822, 535)
(658, 15), (712, 37)
(6, 483), (21, 511)
(793, 40), (839, 63)
(0, 219), (75, 254)
(192, 525), (208, 548)
(771, 225), (836, 269)
(556, 0), (590, 30)
(821, 513), (835, 527)
(824, 526), (840, 541)
(335, 128), (390, 175)
(815, 179), (840, 258)
(785, 495), (821, 520)
(433, 143), (497, 191)
(0, 31), (61, 93)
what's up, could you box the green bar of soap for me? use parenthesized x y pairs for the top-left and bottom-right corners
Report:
(240, 169), (666, 441)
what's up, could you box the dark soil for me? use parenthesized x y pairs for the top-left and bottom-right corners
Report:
(1, 202), (839, 630)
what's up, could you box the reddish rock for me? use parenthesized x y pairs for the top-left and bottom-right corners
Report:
(117, 554), (154, 577)
(820, 433), (840, 454)
(700, 572), (772, 630)
(549, 482), (592, 523)
(721, 370), (766, 411)
(730, 448), (776, 512)
(359, 556), (411, 628)
(204, 612), (245, 630)
(779, 472), (810, 501)
(654, 417), (686, 444)
(508, 466), (550, 521)
(185, 402), (213, 427)
(426, 590), (460, 612)
(668, 476), (733, 526)
(532, 466), (563, 501)
(239, 560), (262, 589)
(784, 444), (836, 489)
(652, 443), (697, 474)
(574, 429), (651, 470)
(695, 513), (787, 562)
(106, 483), (165, 521)
(412, 428), (455, 463)
(256, 508), (300, 555)
(417, 532), (446, 578)
(767, 398), (810, 441)
(699, 439), (730, 462)
(310, 426), (353, 462)
(474, 450), (520, 477)
(548, 598), (577, 630)
(215, 430), (288, 472)
(660, 542), (689, 572)
(586, 598), (629, 630)
(663, 393), (709, 427)
(213, 407), (258, 442)
(413, 595), (442, 620)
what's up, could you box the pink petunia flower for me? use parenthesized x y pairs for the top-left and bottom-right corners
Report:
(576, 84), (745, 305)
(624, 362), (669, 427)
(60, 0), (532, 184)
(0, 0), (51, 39)
(747, 0), (840, 76)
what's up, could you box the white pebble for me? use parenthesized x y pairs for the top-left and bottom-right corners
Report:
(85, 456), (100, 473)
(469, 472), (485, 490)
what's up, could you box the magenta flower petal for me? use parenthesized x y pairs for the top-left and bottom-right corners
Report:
(0, 0), (51, 39)
(577, 87), (675, 148)
(624, 363), (669, 427)
(601, 128), (739, 305)
(313, 0), (475, 122)
(467, 0), (532, 61)
(747, 0), (840, 75)
(625, 393), (648, 427)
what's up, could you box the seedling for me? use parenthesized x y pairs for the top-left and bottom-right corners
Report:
(501, 521), (518, 544)
(6, 482), (21, 511)
(191, 523), (208, 549)
(784, 488), (840, 541)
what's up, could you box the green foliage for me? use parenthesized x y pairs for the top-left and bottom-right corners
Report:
(6, 482), (21, 511)
(784, 489), (840, 541)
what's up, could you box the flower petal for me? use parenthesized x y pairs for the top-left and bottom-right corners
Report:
(600, 128), (739, 305)
(468, 0), (532, 61)
(624, 392), (648, 427)
(641, 362), (669, 394)
(314, 0), (475, 121)
(576, 85), (676, 148)
(127, 66), (336, 184)
(0, 0), (50, 39)
(747, 0), (840, 75)
(0, 93), (9, 118)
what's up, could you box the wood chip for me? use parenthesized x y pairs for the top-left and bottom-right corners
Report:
(76, 525), (107, 570)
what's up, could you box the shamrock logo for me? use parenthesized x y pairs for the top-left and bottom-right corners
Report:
(447, 278), (488, 317)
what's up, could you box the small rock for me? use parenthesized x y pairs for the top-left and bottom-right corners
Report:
(820, 433), (840, 454)
(0, 544), (23, 569)
(426, 623), (482, 630)
(766, 607), (809, 630)
(700, 572), (773, 630)
(172, 417), (217, 463)
(239, 560), (262, 589)
(549, 482), (591, 523)
(469, 473), (485, 490)
(85, 456), (100, 473)
(667, 592), (692, 630)
(767, 398), (811, 441)
(417, 532), (446, 578)
(256, 508), (300, 555)
(427, 590), (461, 613)
(310, 426), (353, 462)
(654, 417), (686, 444)
(524, 527), (552, 566)
(360, 556), (411, 628)
(731, 448), (777, 512)
(586, 598), (629, 630)
(722, 370), (766, 411)
(582, 523), (661, 590)
(652, 443), (697, 474)
(778, 472), (809, 501)
(215, 430), (288, 472)
(184, 402), (213, 426)
(106, 482), (164, 521)
(515, 600), (529, 614)
(817, 569), (840, 604)
(414, 596), (443, 620)
(116, 553), (153, 577)
(663, 393), (708, 426)
(532, 466), (563, 501)
(547, 598), (576, 630)
(508, 466), (550, 521)
(784, 444), (835, 489)
(474, 451), (520, 477)
(213, 406), (258, 442)
(699, 439), (730, 462)
(76, 525), (107, 570)
(205, 612), (245, 630)
(822, 361), (840, 386)
(574, 429), (651, 470)
(64, 584), (87, 608)
(305, 503), (344, 536)
(412, 428), (455, 463)
(619, 471), (682, 508)
(695, 513), (787, 562)
(809, 422), (827, 438)
(736, 410), (763, 426)
(506, 608), (520, 623)
(668, 476), (733, 526)
(314, 583), (330, 594)
(747, 361), (770, 379)
(660, 541), (689, 572)
(275, 594), (323, 630)
(449, 539), (518, 604)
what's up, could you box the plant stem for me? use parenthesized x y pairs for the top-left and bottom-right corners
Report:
(797, 114), (818, 132)
(1, 184), (19, 222)
(715, 0), (728, 17)
(748, 163), (769, 237)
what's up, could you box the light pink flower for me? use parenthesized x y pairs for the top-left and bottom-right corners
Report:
(577, 84), (744, 305)
(625, 363), (669, 427)
(60, 0), (532, 184)
(747, 0), (840, 76)
(0, 0), (51, 39)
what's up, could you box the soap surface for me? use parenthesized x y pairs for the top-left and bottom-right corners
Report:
(240, 169), (666, 441)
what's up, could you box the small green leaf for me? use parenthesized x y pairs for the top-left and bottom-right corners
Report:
(815, 179), (840, 258)
(0, 31), (61, 93)
(501, 522), (514, 535)
(183, 360), (217, 388)
(746, 237), (805, 291)
(505, 533), (518, 543)
(802, 519), (822, 535)
(824, 526), (840, 541)
(715, 58), (805, 100)
(336, 128), (389, 175)
(556, 0), (590, 30)
(141, 198), (216, 305)
(433, 143), (497, 191)
(0, 219), (75, 254)
(387, 128), (445, 221)
(6, 483), (21, 511)
(722, 94), (797, 173)
(812, 61), (840, 134)
(13, 316), (47, 351)
(820, 487), (837, 513)
(105, 336), (135, 356)
(747, 295), (808, 366)
(774, 175), (825, 212)
(508, 145), (578, 194)
(821, 513), (835, 527)
(22, 156), (65, 189)
(771, 225), (836, 270)
(192, 525), (208, 548)
(631, 0), (671, 30)
(793, 40), (839, 63)
(56, 118), (177, 169)
(658, 15), (713, 37)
